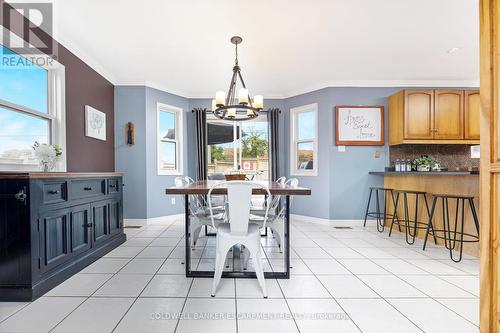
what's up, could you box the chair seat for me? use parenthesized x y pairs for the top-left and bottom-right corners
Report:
(369, 187), (394, 191)
(432, 193), (475, 199)
(249, 213), (277, 222)
(216, 222), (261, 237)
(394, 189), (427, 195)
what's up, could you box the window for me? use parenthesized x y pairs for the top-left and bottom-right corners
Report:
(207, 114), (269, 181)
(0, 44), (66, 171)
(290, 103), (318, 176)
(157, 103), (183, 175)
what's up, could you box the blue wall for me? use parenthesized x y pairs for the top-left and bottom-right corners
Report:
(115, 86), (191, 219)
(145, 87), (190, 218)
(115, 85), (441, 220)
(114, 86), (147, 219)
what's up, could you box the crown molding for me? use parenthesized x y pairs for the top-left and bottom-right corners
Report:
(281, 79), (480, 99)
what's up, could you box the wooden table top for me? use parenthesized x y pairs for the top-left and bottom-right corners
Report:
(165, 180), (311, 195)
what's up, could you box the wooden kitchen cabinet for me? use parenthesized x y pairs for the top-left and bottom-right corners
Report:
(388, 89), (479, 145)
(464, 90), (480, 139)
(434, 90), (464, 140)
(403, 90), (434, 140)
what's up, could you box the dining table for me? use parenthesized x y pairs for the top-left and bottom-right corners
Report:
(165, 180), (311, 279)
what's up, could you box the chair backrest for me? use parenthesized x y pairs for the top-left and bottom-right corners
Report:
(175, 176), (188, 187)
(275, 176), (286, 185)
(208, 181), (271, 236)
(184, 176), (195, 184)
(285, 178), (299, 187)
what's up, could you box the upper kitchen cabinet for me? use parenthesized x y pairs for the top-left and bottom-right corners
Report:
(434, 90), (464, 140)
(464, 90), (480, 140)
(388, 89), (479, 145)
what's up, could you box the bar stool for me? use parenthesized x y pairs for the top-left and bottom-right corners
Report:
(389, 190), (437, 245)
(423, 194), (480, 262)
(363, 187), (398, 232)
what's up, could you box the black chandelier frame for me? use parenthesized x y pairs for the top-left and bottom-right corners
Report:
(213, 36), (263, 121)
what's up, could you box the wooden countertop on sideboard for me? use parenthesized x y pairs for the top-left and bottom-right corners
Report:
(0, 172), (125, 179)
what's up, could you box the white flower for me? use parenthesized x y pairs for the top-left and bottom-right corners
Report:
(34, 144), (58, 163)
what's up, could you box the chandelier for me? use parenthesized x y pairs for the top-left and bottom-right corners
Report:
(212, 36), (263, 121)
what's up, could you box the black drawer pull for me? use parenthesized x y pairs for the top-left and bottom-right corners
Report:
(48, 190), (60, 195)
(109, 184), (116, 188)
(85, 223), (93, 227)
(83, 187), (92, 191)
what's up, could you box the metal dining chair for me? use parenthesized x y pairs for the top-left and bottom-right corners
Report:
(174, 177), (225, 247)
(250, 178), (298, 252)
(208, 181), (271, 298)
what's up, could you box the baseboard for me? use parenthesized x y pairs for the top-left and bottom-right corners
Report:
(291, 214), (371, 227)
(125, 213), (371, 228)
(124, 214), (184, 226)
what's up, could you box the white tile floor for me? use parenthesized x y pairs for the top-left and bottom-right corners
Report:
(0, 216), (479, 333)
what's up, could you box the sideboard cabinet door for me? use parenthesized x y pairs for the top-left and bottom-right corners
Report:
(92, 201), (110, 246)
(70, 204), (92, 256)
(109, 199), (122, 236)
(39, 209), (71, 273)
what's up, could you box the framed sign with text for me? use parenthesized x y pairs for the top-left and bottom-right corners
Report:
(335, 106), (384, 146)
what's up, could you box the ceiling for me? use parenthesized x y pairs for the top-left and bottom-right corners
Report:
(48, 0), (479, 98)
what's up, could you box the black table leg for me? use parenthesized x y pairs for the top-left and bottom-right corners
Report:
(284, 195), (290, 279)
(184, 194), (191, 276)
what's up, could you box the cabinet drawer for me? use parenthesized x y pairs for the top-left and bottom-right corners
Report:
(42, 181), (67, 204)
(108, 178), (120, 194)
(71, 179), (105, 199)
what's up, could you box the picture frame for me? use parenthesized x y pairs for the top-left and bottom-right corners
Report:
(335, 105), (384, 146)
(85, 105), (106, 141)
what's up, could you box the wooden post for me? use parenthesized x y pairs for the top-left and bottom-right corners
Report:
(479, 0), (496, 331)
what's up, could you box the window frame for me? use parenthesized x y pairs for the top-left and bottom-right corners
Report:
(0, 43), (66, 172)
(157, 103), (183, 176)
(290, 103), (318, 176)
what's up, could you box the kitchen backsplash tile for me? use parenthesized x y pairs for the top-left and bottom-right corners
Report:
(389, 144), (479, 168)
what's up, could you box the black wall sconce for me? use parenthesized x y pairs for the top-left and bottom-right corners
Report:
(126, 122), (135, 146)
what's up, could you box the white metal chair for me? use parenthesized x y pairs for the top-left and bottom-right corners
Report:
(208, 181), (271, 298)
(250, 178), (299, 251)
(250, 176), (286, 211)
(174, 177), (225, 247)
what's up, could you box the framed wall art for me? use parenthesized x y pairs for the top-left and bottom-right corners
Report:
(335, 105), (384, 146)
(85, 105), (106, 141)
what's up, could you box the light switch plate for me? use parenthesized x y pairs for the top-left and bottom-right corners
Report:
(337, 145), (346, 152)
(374, 150), (381, 158)
(171, 197), (176, 205)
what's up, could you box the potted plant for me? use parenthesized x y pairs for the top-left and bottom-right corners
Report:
(412, 155), (439, 172)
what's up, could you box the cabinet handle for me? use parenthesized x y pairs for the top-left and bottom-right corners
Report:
(14, 188), (27, 204)
(48, 190), (60, 195)
(109, 184), (116, 188)
(85, 223), (93, 227)
(83, 187), (92, 191)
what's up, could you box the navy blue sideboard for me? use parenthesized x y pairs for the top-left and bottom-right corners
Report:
(0, 172), (126, 301)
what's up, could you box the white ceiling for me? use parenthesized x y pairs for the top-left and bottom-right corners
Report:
(48, 0), (478, 98)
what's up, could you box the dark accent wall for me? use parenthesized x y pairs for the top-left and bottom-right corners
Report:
(59, 47), (115, 171)
(1, 1), (115, 172)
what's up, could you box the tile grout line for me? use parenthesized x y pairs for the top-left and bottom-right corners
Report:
(110, 222), (178, 332)
(344, 227), (480, 328)
(300, 227), (425, 333)
(51, 222), (174, 333)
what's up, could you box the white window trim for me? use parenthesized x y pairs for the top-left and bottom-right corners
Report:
(0, 39), (66, 172)
(157, 103), (183, 176)
(290, 103), (318, 176)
